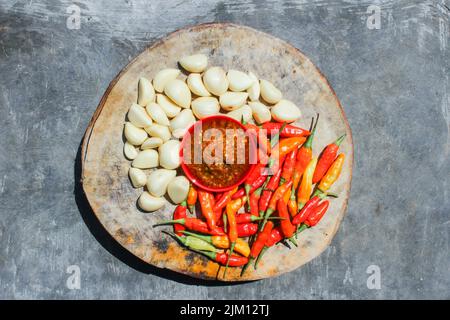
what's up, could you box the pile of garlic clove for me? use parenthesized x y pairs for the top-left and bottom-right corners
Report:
(124, 54), (302, 212)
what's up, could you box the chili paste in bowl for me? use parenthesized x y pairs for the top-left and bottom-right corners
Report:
(180, 115), (256, 192)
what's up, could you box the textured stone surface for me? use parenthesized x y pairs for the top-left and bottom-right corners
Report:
(0, 0), (448, 299)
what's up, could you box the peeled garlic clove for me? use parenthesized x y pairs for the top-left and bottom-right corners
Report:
(271, 99), (302, 123)
(247, 72), (260, 101)
(191, 97), (220, 119)
(170, 109), (196, 132)
(124, 122), (147, 146)
(187, 73), (211, 97)
(219, 92), (248, 111)
(138, 192), (166, 212)
(146, 102), (170, 126)
(179, 54), (208, 73)
(260, 79), (282, 104)
(203, 67), (229, 96)
(172, 128), (188, 139)
(226, 105), (252, 123)
(153, 68), (180, 93)
(156, 94), (181, 118)
(227, 70), (254, 92)
(164, 79), (191, 109)
(144, 123), (171, 142)
(132, 149), (159, 169)
(137, 77), (155, 106)
(124, 141), (138, 160)
(128, 103), (153, 128)
(141, 137), (163, 150)
(167, 176), (190, 204)
(249, 101), (271, 124)
(129, 167), (147, 188)
(146, 169), (176, 197)
(159, 140), (181, 169)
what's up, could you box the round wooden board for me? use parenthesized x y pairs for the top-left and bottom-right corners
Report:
(81, 23), (353, 281)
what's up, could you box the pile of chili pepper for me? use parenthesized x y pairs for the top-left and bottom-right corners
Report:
(153, 115), (346, 278)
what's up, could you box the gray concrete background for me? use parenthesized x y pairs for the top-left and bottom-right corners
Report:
(0, 0), (449, 299)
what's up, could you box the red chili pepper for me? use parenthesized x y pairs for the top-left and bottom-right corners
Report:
(236, 213), (264, 224)
(216, 252), (249, 267)
(236, 223), (258, 237)
(305, 200), (330, 227)
(214, 192), (223, 202)
(262, 122), (310, 137)
(277, 199), (296, 238)
(292, 193), (327, 225)
(243, 162), (266, 201)
(214, 208), (223, 226)
(254, 227), (283, 268)
(242, 120), (271, 159)
(241, 221), (274, 275)
(154, 218), (225, 235)
(266, 227), (283, 247)
(260, 180), (292, 230)
(250, 185), (263, 217)
(280, 148), (298, 184)
(232, 188), (245, 200)
(215, 252), (249, 267)
(214, 186), (238, 212)
(258, 165), (283, 215)
(173, 201), (187, 236)
(198, 190), (217, 230)
(232, 175), (266, 200)
(265, 158), (285, 191)
(258, 167), (281, 217)
(312, 134), (346, 184)
(292, 147), (312, 191)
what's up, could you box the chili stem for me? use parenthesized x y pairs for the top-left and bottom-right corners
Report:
(335, 133), (346, 146)
(223, 242), (235, 278)
(254, 246), (267, 270)
(240, 257), (254, 276)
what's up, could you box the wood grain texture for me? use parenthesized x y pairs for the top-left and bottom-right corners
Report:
(81, 23), (353, 281)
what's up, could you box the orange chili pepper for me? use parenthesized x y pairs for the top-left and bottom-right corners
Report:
(297, 157), (317, 209)
(224, 197), (244, 277)
(313, 134), (345, 184)
(283, 188), (298, 217)
(277, 199), (296, 238)
(214, 186), (238, 212)
(186, 184), (197, 214)
(197, 190), (216, 230)
(317, 154), (345, 192)
(269, 137), (306, 171)
(289, 116), (318, 202)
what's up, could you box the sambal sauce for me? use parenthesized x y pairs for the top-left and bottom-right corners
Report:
(182, 117), (252, 190)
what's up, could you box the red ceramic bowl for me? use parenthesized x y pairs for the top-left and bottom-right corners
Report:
(180, 115), (257, 193)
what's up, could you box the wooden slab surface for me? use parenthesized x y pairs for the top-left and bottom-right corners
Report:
(81, 23), (353, 281)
